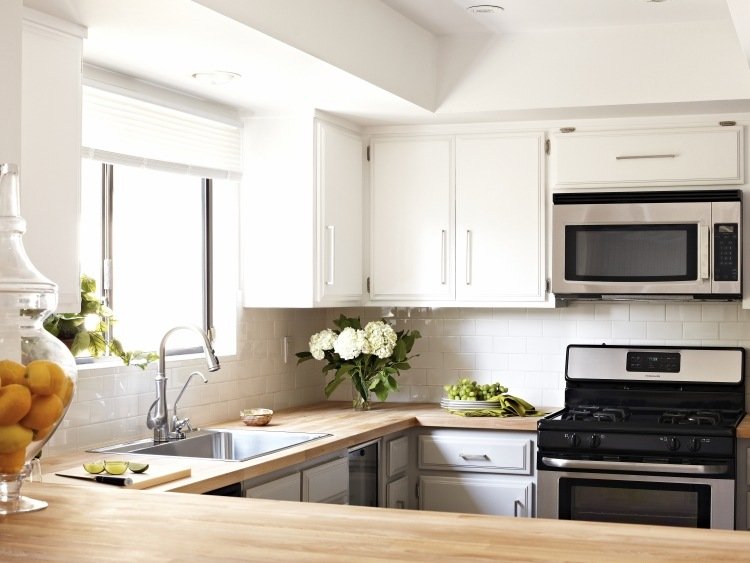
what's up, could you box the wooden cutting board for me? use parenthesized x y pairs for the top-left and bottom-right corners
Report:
(52, 463), (191, 490)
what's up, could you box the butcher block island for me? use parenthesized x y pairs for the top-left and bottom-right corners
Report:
(5, 482), (750, 562)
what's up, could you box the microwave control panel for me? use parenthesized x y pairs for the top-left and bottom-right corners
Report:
(714, 223), (739, 281)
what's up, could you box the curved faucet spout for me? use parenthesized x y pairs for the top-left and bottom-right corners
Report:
(149, 325), (220, 442)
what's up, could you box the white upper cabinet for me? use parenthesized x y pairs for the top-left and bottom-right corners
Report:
(315, 121), (363, 304)
(552, 125), (744, 189)
(369, 135), (454, 302)
(369, 130), (548, 306)
(242, 115), (363, 308)
(455, 133), (546, 303)
(21, 12), (85, 313)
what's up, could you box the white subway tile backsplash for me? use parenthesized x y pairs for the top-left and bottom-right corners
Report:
(50, 302), (750, 456)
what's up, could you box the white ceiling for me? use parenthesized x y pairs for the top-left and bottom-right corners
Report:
(21, 0), (750, 125)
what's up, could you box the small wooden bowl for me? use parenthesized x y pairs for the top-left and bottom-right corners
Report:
(240, 408), (273, 426)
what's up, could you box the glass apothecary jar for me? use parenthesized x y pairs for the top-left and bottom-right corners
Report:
(0, 163), (77, 514)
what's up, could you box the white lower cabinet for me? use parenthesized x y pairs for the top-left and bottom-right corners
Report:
(386, 475), (409, 509)
(243, 453), (348, 505)
(415, 429), (536, 517)
(382, 433), (410, 509)
(418, 475), (532, 517)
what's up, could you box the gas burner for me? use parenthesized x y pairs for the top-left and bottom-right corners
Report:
(561, 406), (630, 423)
(658, 410), (722, 425)
(563, 408), (592, 421)
(593, 407), (629, 423)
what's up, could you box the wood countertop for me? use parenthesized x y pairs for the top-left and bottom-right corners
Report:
(42, 402), (554, 494)
(736, 414), (750, 439)
(5, 482), (750, 562)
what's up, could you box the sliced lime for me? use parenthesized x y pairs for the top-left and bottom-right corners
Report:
(82, 461), (105, 474)
(128, 462), (149, 474)
(103, 460), (130, 475)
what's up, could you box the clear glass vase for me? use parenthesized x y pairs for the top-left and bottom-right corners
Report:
(0, 164), (77, 514)
(351, 384), (371, 411)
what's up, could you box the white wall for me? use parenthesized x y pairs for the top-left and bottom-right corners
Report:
(437, 21), (750, 115)
(0, 0), (23, 164)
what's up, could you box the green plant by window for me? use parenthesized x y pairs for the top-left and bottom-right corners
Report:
(43, 274), (158, 369)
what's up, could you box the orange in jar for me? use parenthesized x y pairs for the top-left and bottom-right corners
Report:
(0, 424), (33, 453)
(0, 448), (26, 474)
(0, 384), (32, 425)
(34, 424), (54, 441)
(0, 359), (26, 387)
(54, 376), (74, 407)
(25, 360), (65, 395)
(20, 394), (63, 431)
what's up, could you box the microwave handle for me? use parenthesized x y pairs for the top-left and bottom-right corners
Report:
(699, 225), (710, 280)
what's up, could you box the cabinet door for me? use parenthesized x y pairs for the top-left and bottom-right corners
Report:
(553, 126), (744, 189)
(370, 136), (453, 301)
(245, 472), (301, 502)
(455, 133), (546, 302)
(386, 475), (409, 509)
(21, 18), (83, 312)
(302, 456), (349, 504)
(419, 474), (532, 517)
(315, 120), (363, 305)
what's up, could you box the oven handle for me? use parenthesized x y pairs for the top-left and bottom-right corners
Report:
(541, 456), (728, 475)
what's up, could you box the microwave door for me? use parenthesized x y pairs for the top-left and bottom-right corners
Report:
(552, 200), (712, 296)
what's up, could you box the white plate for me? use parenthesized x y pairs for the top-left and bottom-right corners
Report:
(440, 398), (502, 410)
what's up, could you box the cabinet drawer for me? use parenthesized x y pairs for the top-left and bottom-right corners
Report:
(302, 456), (349, 503)
(387, 436), (409, 478)
(418, 475), (532, 517)
(245, 473), (301, 502)
(419, 434), (532, 475)
(553, 126), (743, 188)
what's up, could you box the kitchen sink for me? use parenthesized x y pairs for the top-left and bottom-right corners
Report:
(89, 429), (331, 462)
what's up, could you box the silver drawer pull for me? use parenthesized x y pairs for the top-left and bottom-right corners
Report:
(615, 154), (677, 160)
(459, 453), (489, 461)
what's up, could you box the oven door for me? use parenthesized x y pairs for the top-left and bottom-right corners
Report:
(537, 458), (735, 529)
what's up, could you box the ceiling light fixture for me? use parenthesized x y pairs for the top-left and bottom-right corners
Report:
(466, 4), (504, 15)
(191, 71), (241, 85)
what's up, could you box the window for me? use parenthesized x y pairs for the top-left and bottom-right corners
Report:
(80, 83), (241, 359)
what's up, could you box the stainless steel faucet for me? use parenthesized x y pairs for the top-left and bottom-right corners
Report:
(146, 325), (220, 442)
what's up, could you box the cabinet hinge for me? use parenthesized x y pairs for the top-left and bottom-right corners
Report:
(415, 481), (420, 501)
(366, 277), (371, 293)
(544, 139), (550, 155)
(366, 145), (371, 161)
(719, 120), (737, 127)
(559, 127), (576, 133)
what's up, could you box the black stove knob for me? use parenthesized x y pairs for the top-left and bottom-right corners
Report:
(567, 433), (581, 448)
(688, 438), (701, 452)
(588, 434), (601, 449)
(667, 437), (681, 451)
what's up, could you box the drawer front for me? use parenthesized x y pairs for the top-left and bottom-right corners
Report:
(302, 456), (349, 504)
(419, 434), (532, 475)
(387, 435), (409, 478)
(245, 473), (301, 502)
(418, 475), (532, 517)
(553, 126), (743, 188)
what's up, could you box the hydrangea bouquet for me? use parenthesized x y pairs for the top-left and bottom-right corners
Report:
(297, 315), (420, 409)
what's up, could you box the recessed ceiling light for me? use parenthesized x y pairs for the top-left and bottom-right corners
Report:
(191, 71), (241, 85)
(466, 4), (504, 15)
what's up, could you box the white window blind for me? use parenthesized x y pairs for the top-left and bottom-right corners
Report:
(82, 85), (242, 179)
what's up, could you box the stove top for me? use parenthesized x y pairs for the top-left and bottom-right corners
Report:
(552, 406), (743, 428)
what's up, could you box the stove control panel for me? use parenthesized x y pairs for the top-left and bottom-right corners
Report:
(626, 351), (680, 373)
(539, 431), (731, 457)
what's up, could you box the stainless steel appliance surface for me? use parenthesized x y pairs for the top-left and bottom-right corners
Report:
(348, 441), (378, 507)
(552, 190), (742, 300)
(537, 344), (744, 530)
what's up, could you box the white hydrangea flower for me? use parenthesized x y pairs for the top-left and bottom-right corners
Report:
(333, 327), (365, 360)
(309, 328), (337, 360)
(362, 320), (397, 359)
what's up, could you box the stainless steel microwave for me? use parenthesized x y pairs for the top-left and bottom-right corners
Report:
(552, 190), (742, 300)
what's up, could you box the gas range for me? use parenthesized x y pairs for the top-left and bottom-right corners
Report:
(537, 344), (745, 529)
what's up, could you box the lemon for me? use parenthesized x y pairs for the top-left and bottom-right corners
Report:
(103, 460), (130, 475)
(128, 462), (149, 474)
(82, 460), (105, 474)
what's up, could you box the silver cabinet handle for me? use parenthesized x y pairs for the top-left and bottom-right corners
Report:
(513, 499), (522, 517)
(459, 453), (489, 461)
(440, 229), (447, 285)
(699, 225), (710, 280)
(615, 154), (677, 160)
(326, 225), (335, 285)
(465, 229), (472, 285)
